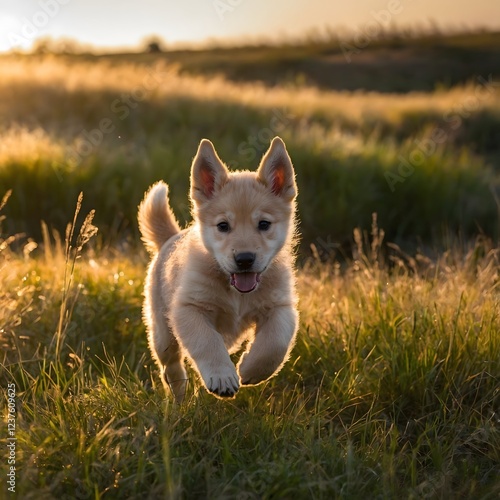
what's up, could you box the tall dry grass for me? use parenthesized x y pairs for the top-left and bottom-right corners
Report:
(1, 56), (499, 137)
(0, 55), (498, 248)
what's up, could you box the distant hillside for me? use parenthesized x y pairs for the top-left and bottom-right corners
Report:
(85, 30), (500, 93)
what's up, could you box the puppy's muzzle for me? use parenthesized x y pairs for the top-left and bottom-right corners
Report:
(231, 252), (260, 293)
(234, 252), (256, 271)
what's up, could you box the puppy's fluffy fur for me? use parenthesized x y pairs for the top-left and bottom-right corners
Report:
(138, 137), (298, 402)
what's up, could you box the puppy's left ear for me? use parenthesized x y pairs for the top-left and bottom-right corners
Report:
(257, 137), (297, 201)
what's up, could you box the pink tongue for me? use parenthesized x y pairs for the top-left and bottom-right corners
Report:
(231, 272), (259, 293)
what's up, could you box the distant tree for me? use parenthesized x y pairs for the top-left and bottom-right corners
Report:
(32, 36), (52, 54)
(143, 36), (165, 53)
(31, 36), (86, 54)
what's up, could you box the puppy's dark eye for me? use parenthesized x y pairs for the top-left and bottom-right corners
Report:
(258, 220), (271, 231)
(217, 222), (230, 232)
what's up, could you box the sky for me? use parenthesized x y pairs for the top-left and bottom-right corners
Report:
(0, 0), (499, 52)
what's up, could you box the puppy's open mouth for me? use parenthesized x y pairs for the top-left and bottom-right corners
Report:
(230, 272), (261, 293)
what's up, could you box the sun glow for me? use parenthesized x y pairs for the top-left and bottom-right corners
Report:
(0, 0), (498, 53)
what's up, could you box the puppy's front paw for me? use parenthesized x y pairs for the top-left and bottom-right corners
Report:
(203, 366), (240, 398)
(238, 354), (276, 386)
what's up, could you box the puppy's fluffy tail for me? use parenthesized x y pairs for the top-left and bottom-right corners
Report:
(138, 181), (180, 254)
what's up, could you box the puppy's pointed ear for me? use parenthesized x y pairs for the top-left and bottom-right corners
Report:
(257, 137), (296, 201)
(190, 139), (229, 203)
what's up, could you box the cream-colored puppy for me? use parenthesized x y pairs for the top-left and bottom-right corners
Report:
(138, 137), (298, 402)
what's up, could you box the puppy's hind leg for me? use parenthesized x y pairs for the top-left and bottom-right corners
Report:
(160, 336), (188, 404)
(148, 313), (188, 403)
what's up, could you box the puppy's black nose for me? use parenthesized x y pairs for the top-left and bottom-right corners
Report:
(234, 252), (256, 270)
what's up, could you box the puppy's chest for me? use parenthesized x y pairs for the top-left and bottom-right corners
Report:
(214, 297), (257, 343)
(215, 301), (249, 327)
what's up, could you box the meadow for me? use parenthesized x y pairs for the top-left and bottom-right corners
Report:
(1, 31), (499, 498)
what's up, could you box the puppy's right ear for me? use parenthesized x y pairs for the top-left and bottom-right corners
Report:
(190, 139), (229, 204)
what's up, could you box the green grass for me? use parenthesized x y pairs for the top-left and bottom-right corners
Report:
(1, 34), (500, 498)
(1, 203), (499, 498)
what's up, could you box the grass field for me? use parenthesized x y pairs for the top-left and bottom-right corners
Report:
(1, 31), (500, 498)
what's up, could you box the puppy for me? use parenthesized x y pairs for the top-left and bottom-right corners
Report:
(138, 137), (298, 402)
